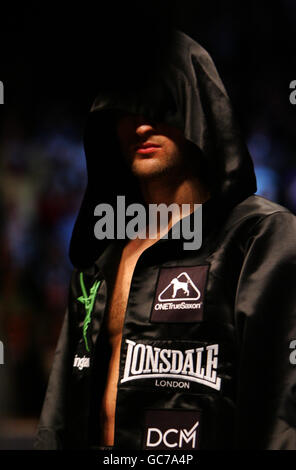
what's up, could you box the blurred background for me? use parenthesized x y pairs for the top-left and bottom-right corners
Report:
(0, 0), (295, 449)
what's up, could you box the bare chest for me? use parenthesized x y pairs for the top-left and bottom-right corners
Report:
(105, 238), (157, 340)
(106, 245), (140, 339)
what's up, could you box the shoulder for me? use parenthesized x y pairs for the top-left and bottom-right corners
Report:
(225, 195), (295, 232)
(215, 195), (296, 258)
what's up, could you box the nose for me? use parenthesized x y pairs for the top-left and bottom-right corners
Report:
(134, 115), (156, 137)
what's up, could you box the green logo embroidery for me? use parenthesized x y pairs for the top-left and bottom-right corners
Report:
(77, 272), (101, 352)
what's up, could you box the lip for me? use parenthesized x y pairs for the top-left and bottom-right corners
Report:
(135, 141), (161, 155)
(136, 147), (160, 155)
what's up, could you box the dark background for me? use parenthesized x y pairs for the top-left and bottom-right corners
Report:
(0, 1), (295, 448)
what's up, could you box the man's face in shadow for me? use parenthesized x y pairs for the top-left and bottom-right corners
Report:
(116, 113), (190, 180)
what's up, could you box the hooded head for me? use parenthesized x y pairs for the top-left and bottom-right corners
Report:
(70, 30), (257, 268)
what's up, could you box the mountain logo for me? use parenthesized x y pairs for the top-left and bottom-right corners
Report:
(158, 272), (201, 302)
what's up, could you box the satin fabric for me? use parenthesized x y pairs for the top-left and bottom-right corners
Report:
(35, 32), (296, 450)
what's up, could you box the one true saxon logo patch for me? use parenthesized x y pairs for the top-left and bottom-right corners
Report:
(151, 266), (209, 323)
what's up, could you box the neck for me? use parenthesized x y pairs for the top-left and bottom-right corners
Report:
(138, 173), (210, 236)
(140, 173), (209, 206)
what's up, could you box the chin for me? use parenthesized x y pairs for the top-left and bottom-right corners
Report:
(131, 160), (171, 179)
(131, 153), (182, 177)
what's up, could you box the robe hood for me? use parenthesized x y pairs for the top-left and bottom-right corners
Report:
(70, 30), (257, 268)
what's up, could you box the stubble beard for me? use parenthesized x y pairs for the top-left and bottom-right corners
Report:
(129, 149), (186, 183)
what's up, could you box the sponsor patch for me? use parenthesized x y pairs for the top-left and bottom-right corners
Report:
(73, 354), (90, 371)
(120, 339), (221, 391)
(151, 266), (209, 323)
(143, 409), (202, 450)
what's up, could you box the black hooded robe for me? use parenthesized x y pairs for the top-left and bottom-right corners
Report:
(35, 31), (296, 450)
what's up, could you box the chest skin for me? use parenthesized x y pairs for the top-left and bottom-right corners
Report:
(99, 236), (159, 446)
